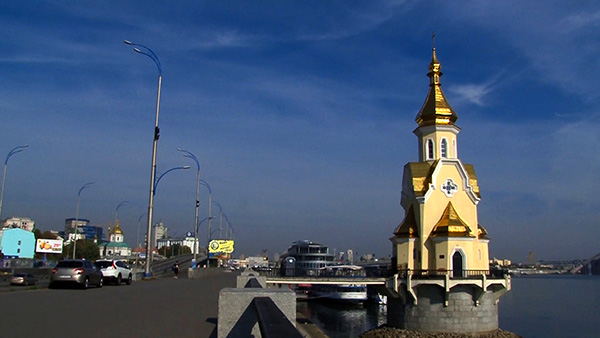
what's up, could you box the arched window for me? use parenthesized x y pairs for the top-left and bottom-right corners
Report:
(441, 138), (448, 158)
(426, 139), (434, 160)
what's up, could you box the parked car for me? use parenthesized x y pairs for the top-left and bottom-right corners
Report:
(95, 259), (133, 285)
(10, 273), (37, 286)
(50, 259), (103, 289)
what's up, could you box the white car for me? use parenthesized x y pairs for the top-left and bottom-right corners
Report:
(95, 259), (132, 285)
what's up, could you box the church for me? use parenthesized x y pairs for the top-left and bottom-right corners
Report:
(390, 45), (489, 275)
(386, 43), (510, 334)
(99, 220), (131, 257)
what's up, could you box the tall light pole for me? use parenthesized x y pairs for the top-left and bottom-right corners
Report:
(196, 216), (213, 264)
(211, 199), (223, 240)
(136, 212), (146, 250)
(124, 40), (162, 278)
(147, 165), (190, 271)
(0, 145), (29, 220)
(177, 148), (201, 263)
(73, 181), (94, 259)
(115, 200), (129, 223)
(199, 180), (212, 251)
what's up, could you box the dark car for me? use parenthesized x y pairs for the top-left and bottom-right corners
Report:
(50, 259), (103, 289)
(10, 273), (37, 286)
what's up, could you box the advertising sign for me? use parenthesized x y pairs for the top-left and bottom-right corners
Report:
(209, 240), (234, 254)
(36, 239), (63, 254)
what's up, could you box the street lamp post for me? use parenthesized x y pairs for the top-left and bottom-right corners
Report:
(146, 165), (190, 271)
(177, 148), (201, 263)
(136, 212), (146, 250)
(199, 180), (212, 251)
(195, 216), (213, 265)
(0, 145), (29, 220)
(211, 199), (223, 239)
(115, 201), (129, 223)
(73, 181), (94, 259)
(124, 40), (162, 278)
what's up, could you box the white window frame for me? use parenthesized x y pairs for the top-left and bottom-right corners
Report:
(440, 138), (448, 158)
(426, 138), (435, 160)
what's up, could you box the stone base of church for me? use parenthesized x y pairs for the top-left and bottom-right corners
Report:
(387, 284), (502, 334)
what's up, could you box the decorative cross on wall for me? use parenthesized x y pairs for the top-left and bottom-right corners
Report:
(441, 178), (458, 197)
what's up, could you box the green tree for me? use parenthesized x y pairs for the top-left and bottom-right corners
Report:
(64, 240), (100, 261)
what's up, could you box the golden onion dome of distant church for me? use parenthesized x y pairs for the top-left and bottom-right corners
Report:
(111, 220), (123, 235)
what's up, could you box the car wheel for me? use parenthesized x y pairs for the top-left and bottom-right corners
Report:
(83, 277), (89, 289)
(98, 277), (103, 288)
(126, 274), (132, 285)
(116, 274), (122, 285)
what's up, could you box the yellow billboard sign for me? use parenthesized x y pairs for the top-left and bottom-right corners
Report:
(209, 240), (234, 254)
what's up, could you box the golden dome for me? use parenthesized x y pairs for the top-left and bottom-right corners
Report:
(112, 220), (123, 235)
(415, 47), (458, 127)
(431, 202), (473, 238)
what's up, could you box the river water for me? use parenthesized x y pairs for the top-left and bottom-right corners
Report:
(296, 275), (600, 338)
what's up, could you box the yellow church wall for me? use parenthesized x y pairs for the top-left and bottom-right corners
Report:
(393, 239), (415, 270)
(433, 239), (489, 271)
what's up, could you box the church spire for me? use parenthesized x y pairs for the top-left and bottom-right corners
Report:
(415, 36), (458, 127)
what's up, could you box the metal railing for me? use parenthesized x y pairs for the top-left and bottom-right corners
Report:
(255, 267), (508, 279)
(399, 268), (508, 279)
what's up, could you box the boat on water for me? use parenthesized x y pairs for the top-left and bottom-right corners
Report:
(309, 265), (368, 304)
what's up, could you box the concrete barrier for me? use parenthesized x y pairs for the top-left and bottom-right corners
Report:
(217, 271), (301, 338)
(218, 287), (297, 338)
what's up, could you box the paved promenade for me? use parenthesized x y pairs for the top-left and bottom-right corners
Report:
(0, 269), (238, 338)
(0, 268), (328, 338)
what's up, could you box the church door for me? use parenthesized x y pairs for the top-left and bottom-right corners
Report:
(452, 251), (463, 277)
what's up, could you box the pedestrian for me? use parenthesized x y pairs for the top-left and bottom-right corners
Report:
(172, 261), (180, 279)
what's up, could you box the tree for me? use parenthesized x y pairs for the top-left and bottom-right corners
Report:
(64, 240), (100, 261)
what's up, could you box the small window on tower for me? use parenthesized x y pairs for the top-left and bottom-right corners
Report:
(427, 139), (434, 160)
(441, 138), (448, 158)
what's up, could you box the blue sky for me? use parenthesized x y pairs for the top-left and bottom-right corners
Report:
(1, 1), (599, 262)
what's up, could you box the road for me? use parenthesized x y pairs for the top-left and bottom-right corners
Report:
(0, 269), (238, 338)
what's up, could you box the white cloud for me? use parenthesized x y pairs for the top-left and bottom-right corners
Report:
(449, 83), (493, 106)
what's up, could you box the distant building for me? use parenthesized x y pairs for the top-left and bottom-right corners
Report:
(156, 232), (198, 254)
(347, 249), (354, 264)
(2, 217), (35, 231)
(491, 257), (512, 267)
(154, 222), (167, 247)
(0, 228), (35, 258)
(65, 218), (89, 234)
(81, 225), (103, 241)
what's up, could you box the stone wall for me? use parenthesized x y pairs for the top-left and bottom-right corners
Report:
(388, 284), (498, 334)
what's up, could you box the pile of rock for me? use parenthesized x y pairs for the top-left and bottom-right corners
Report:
(360, 327), (521, 338)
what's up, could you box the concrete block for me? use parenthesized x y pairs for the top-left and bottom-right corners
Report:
(236, 274), (267, 288)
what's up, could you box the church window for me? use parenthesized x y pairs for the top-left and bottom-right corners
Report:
(426, 139), (434, 160)
(441, 138), (448, 158)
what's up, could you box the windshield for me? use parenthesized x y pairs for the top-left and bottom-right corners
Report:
(56, 261), (83, 268)
(95, 261), (112, 268)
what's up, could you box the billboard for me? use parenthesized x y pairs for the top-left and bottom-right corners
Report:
(209, 240), (234, 254)
(36, 239), (63, 254)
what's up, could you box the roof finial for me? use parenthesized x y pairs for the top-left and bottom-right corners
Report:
(432, 32), (436, 50)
